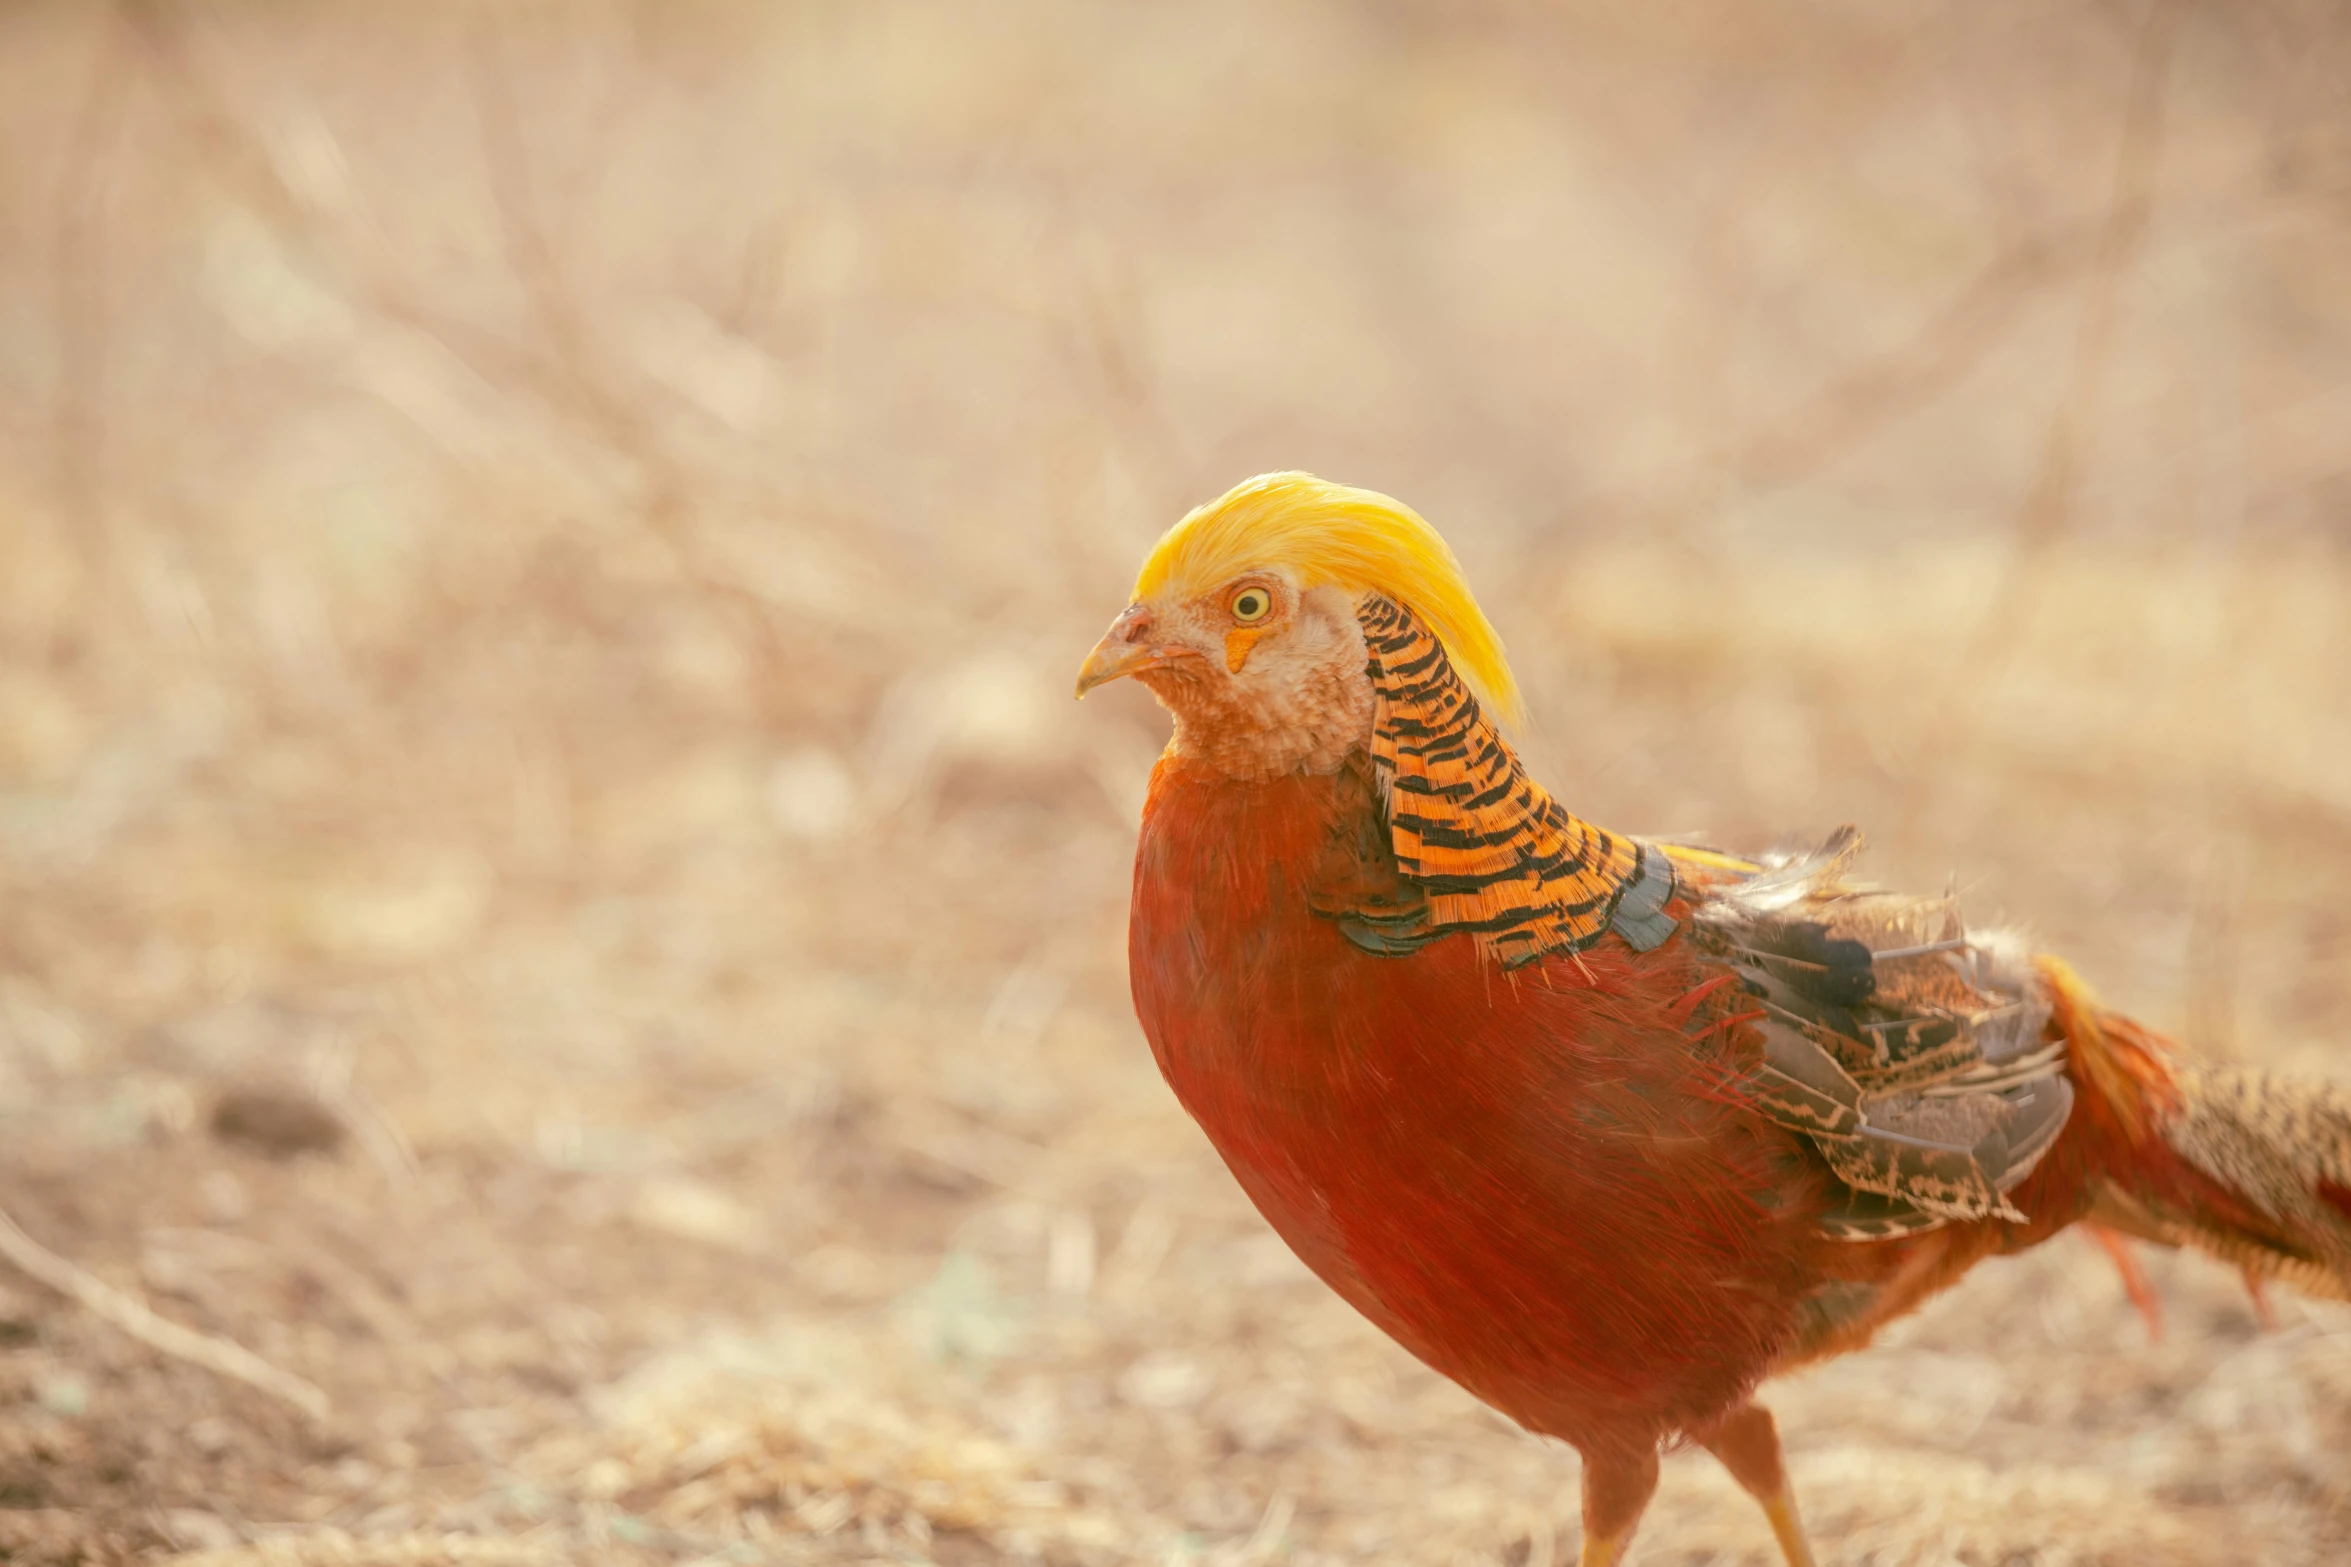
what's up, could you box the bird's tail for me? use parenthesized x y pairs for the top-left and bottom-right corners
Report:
(2045, 958), (2351, 1301)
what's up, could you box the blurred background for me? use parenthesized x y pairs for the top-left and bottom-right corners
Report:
(1, 2), (2348, 1562)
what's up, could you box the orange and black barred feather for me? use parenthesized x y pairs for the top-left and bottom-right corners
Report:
(1355, 595), (1674, 964)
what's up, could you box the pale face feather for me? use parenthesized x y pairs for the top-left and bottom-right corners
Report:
(1120, 574), (1374, 780)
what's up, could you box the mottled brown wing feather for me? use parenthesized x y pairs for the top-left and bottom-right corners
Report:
(1690, 831), (2076, 1240)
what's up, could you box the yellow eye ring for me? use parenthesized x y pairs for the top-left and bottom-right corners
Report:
(1229, 587), (1273, 624)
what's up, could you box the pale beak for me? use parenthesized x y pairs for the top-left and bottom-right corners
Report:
(1076, 605), (1198, 697)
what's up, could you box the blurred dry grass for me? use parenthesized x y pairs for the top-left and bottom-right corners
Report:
(0, 1), (2348, 1562)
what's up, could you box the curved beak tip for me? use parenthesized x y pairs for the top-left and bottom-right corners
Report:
(1074, 644), (1144, 699)
(1077, 613), (1189, 699)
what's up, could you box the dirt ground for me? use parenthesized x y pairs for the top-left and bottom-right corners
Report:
(1, 3), (2348, 1563)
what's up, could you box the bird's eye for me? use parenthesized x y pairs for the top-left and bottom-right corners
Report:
(1230, 587), (1272, 624)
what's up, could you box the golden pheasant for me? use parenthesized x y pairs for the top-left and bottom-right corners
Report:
(1076, 472), (2351, 1566)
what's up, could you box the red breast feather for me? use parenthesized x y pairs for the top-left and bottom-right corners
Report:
(1129, 755), (1834, 1451)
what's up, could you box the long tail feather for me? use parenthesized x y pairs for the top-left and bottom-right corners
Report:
(2046, 958), (2351, 1302)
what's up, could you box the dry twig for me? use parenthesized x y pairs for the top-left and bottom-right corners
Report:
(1888, 0), (2178, 815)
(1972, 0), (2180, 650)
(0, 1204), (330, 1422)
(50, 11), (130, 565)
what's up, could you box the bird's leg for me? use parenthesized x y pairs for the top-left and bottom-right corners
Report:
(1694, 1402), (1817, 1567)
(2240, 1265), (2279, 1331)
(2085, 1223), (2164, 1341)
(1575, 1444), (1659, 1567)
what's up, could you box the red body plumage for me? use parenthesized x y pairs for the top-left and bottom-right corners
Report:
(1130, 756), (1836, 1453)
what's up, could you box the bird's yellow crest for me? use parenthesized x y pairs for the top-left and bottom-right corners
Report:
(1134, 472), (1526, 727)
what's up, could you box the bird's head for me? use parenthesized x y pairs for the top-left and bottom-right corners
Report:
(1077, 472), (1522, 779)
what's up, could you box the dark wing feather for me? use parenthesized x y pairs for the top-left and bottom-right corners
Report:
(1307, 752), (1438, 956)
(1691, 829), (2074, 1240)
